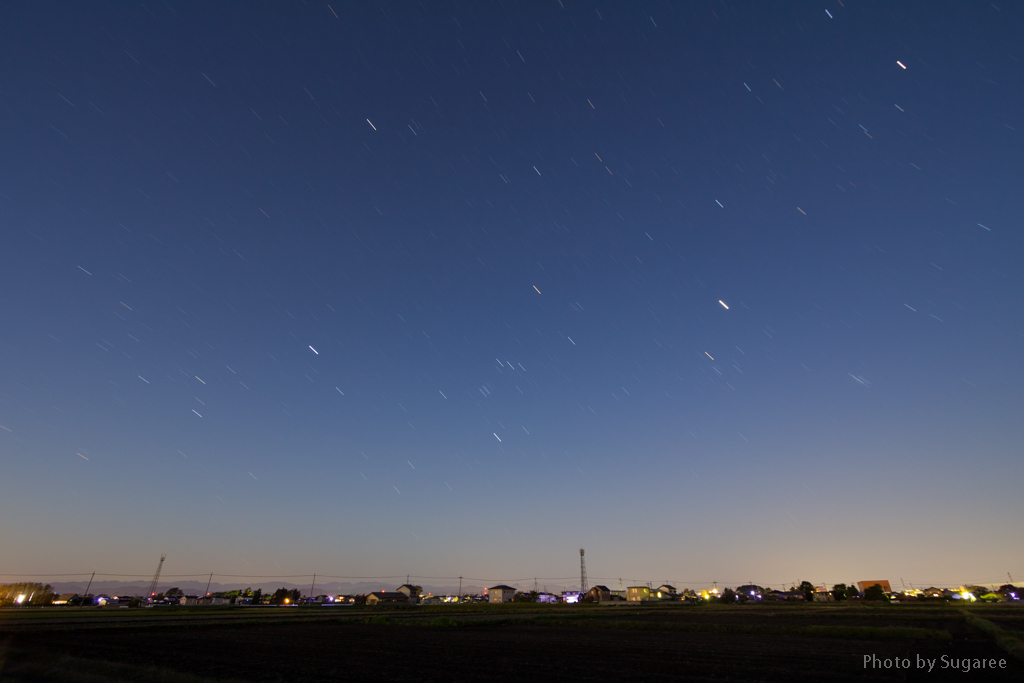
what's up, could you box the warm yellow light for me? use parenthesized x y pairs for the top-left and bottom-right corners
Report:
(284, 598), (290, 604)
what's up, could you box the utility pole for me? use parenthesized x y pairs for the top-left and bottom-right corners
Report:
(148, 554), (166, 598)
(204, 572), (213, 597)
(579, 548), (588, 593)
(458, 576), (462, 601)
(83, 572), (95, 599)
(310, 574), (316, 599)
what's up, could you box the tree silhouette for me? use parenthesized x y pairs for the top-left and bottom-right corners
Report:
(863, 584), (888, 602)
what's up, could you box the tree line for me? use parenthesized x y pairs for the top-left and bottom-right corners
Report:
(0, 583), (56, 606)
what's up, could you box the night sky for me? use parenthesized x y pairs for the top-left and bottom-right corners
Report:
(2, 1), (1022, 591)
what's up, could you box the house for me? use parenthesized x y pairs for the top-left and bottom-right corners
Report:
(65, 595), (96, 606)
(366, 591), (410, 606)
(627, 586), (676, 602)
(53, 593), (77, 605)
(488, 585), (516, 603)
(396, 584), (421, 604)
(536, 592), (559, 603)
(583, 585), (613, 602)
(627, 586), (649, 602)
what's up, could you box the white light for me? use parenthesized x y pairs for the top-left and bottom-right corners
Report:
(719, 300), (729, 309)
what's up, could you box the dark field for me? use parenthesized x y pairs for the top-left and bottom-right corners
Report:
(1, 603), (1022, 682)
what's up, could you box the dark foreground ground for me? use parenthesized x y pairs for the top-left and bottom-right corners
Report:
(1, 603), (1022, 682)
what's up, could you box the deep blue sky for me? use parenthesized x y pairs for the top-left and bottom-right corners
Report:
(1, 1), (1022, 590)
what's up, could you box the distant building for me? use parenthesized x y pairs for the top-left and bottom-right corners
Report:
(856, 580), (892, 594)
(396, 584), (421, 604)
(536, 592), (559, 603)
(627, 586), (676, 602)
(629, 586), (652, 602)
(366, 592), (410, 606)
(488, 585), (516, 603)
(584, 585), (613, 602)
(627, 586), (649, 602)
(304, 595), (332, 604)
(53, 594), (77, 605)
